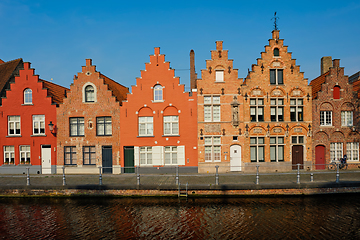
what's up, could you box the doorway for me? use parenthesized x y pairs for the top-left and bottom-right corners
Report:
(315, 145), (326, 170)
(124, 146), (135, 173)
(292, 145), (304, 170)
(230, 145), (241, 171)
(41, 145), (51, 174)
(102, 146), (113, 174)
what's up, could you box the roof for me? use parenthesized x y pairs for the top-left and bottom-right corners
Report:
(0, 58), (23, 93)
(39, 79), (69, 104)
(349, 71), (360, 83)
(100, 73), (129, 104)
(309, 71), (330, 99)
(349, 71), (360, 98)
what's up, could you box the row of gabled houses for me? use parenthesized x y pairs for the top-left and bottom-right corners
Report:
(1, 29), (360, 174)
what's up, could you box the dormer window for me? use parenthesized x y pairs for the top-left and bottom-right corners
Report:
(215, 70), (224, 82)
(273, 48), (280, 57)
(154, 85), (163, 102)
(333, 85), (340, 99)
(24, 89), (32, 104)
(85, 85), (95, 102)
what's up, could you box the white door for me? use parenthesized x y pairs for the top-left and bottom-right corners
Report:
(41, 145), (52, 174)
(230, 145), (241, 171)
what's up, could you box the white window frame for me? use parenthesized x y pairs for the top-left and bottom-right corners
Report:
(250, 137), (265, 162)
(4, 146), (15, 165)
(153, 85), (163, 102)
(70, 117), (85, 136)
(33, 115), (45, 135)
(165, 146), (177, 165)
(64, 146), (77, 165)
(204, 96), (220, 122)
(290, 98), (304, 122)
(330, 142), (343, 161)
(320, 111), (332, 126)
(82, 82), (97, 103)
(139, 116), (153, 136)
(215, 70), (224, 82)
(163, 116), (179, 136)
(250, 98), (264, 122)
(270, 69), (283, 85)
(83, 146), (96, 165)
(96, 117), (112, 136)
(341, 111), (353, 126)
(19, 145), (31, 164)
(140, 146), (152, 165)
(346, 142), (359, 161)
(204, 136), (221, 162)
(270, 98), (284, 122)
(270, 136), (284, 162)
(8, 116), (21, 136)
(24, 88), (32, 104)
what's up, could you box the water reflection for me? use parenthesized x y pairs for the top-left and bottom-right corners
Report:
(0, 195), (359, 239)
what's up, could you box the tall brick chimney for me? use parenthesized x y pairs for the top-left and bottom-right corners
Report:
(333, 59), (340, 68)
(321, 56), (332, 75)
(190, 49), (197, 89)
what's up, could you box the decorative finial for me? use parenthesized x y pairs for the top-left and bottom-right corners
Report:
(271, 12), (279, 30)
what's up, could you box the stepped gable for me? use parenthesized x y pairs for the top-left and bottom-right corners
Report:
(0, 58), (23, 92)
(39, 79), (69, 104)
(99, 73), (128, 104)
(310, 71), (330, 99)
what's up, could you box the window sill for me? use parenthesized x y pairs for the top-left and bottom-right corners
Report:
(82, 164), (97, 166)
(96, 135), (112, 137)
(31, 134), (47, 137)
(163, 135), (180, 137)
(64, 165), (77, 167)
(6, 135), (22, 138)
(70, 135), (85, 137)
(21, 103), (33, 106)
(1, 164), (15, 166)
(137, 135), (154, 138)
(152, 100), (164, 103)
(320, 125), (333, 127)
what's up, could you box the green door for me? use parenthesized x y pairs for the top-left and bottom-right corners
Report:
(124, 146), (135, 173)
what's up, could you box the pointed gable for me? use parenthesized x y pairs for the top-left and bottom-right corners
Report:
(0, 58), (23, 104)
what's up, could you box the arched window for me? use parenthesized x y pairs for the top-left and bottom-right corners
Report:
(24, 89), (32, 104)
(273, 48), (279, 57)
(333, 86), (340, 99)
(85, 85), (95, 102)
(154, 85), (163, 102)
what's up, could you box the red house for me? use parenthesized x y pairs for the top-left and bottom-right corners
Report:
(120, 48), (198, 173)
(0, 60), (68, 174)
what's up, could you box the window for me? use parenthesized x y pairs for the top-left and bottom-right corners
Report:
(8, 116), (20, 135)
(64, 146), (76, 165)
(154, 85), (163, 102)
(250, 98), (264, 122)
(204, 96), (220, 122)
(85, 85), (95, 102)
(320, 111), (332, 126)
(273, 48), (279, 57)
(333, 86), (340, 99)
(250, 137), (265, 162)
(292, 136), (304, 144)
(33, 115), (45, 135)
(290, 99), (303, 121)
(70, 117), (84, 136)
(97, 117), (112, 136)
(330, 143), (343, 161)
(165, 146), (177, 165)
(270, 98), (284, 121)
(270, 69), (283, 84)
(204, 136), (221, 162)
(270, 137), (284, 162)
(139, 117), (153, 136)
(215, 70), (224, 82)
(20, 146), (30, 164)
(24, 89), (32, 104)
(347, 142), (359, 161)
(341, 111), (353, 126)
(140, 147), (152, 165)
(164, 116), (179, 135)
(4, 146), (15, 165)
(83, 146), (96, 165)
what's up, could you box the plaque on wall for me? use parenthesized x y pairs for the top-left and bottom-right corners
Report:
(253, 128), (262, 133)
(252, 90), (262, 96)
(273, 128), (282, 133)
(292, 90), (301, 96)
(294, 128), (302, 133)
(205, 124), (221, 133)
(272, 90), (282, 96)
(272, 62), (281, 67)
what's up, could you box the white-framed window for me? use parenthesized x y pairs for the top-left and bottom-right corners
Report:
(347, 142), (359, 161)
(33, 115), (45, 135)
(96, 117), (112, 136)
(250, 137), (265, 162)
(20, 145), (30, 164)
(204, 96), (220, 122)
(83, 146), (96, 165)
(70, 117), (84, 136)
(341, 111), (353, 126)
(320, 111), (332, 126)
(270, 69), (283, 85)
(270, 136), (284, 162)
(165, 146), (177, 165)
(24, 89), (32, 104)
(270, 98), (284, 122)
(4, 146), (15, 165)
(139, 116), (153, 136)
(8, 116), (21, 135)
(292, 136), (304, 144)
(215, 70), (224, 82)
(250, 98), (264, 122)
(64, 146), (77, 165)
(204, 136), (221, 162)
(140, 146), (152, 165)
(85, 85), (95, 102)
(153, 85), (163, 102)
(163, 116), (179, 135)
(330, 142), (343, 161)
(290, 99), (303, 121)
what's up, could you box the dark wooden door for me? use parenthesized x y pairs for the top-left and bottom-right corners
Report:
(292, 145), (304, 170)
(124, 146), (135, 173)
(102, 146), (112, 174)
(315, 145), (325, 170)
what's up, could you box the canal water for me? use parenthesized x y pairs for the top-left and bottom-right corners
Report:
(0, 194), (359, 239)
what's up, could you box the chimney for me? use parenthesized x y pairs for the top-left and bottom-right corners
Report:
(216, 41), (223, 51)
(333, 59), (340, 68)
(321, 56), (332, 75)
(86, 59), (92, 66)
(190, 50), (197, 89)
(272, 30), (280, 40)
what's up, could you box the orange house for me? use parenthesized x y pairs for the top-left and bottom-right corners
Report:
(120, 47), (198, 173)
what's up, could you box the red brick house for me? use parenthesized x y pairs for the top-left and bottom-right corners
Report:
(310, 58), (360, 169)
(120, 47), (198, 173)
(0, 59), (68, 174)
(56, 59), (128, 174)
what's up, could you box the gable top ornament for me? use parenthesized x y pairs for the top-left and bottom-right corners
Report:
(271, 12), (279, 31)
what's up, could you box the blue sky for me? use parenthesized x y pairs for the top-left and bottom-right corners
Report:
(1, 1), (359, 92)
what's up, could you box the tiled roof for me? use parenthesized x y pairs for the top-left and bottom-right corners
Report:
(349, 71), (360, 98)
(309, 71), (330, 99)
(100, 73), (129, 104)
(0, 58), (23, 93)
(39, 79), (69, 104)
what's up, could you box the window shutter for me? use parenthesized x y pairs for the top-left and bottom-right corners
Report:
(177, 146), (185, 165)
(152, 146), (162, 165)
(134, 146), (139, 166)
(270, 70), (276, 84)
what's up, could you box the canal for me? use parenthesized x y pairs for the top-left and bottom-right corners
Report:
(0, 194), (359, 239)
